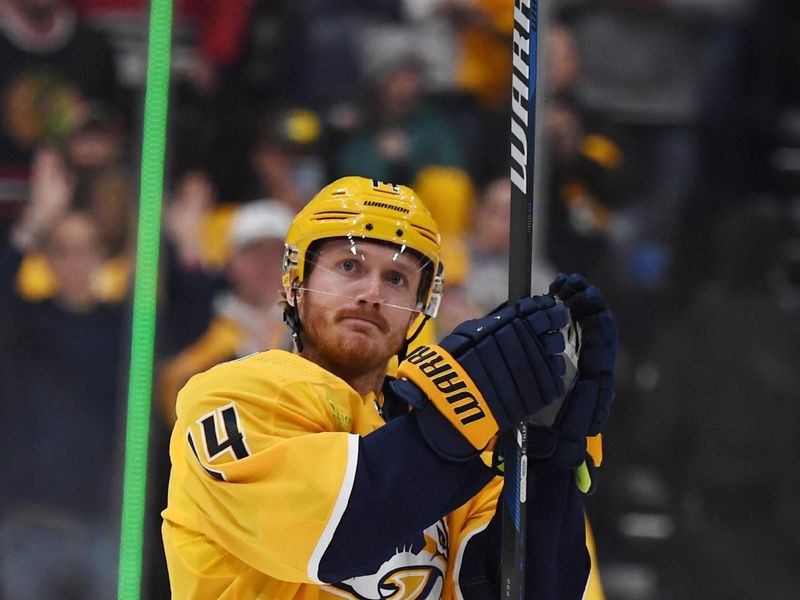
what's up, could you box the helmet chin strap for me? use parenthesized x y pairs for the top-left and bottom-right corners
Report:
(397, 313), (430, 363)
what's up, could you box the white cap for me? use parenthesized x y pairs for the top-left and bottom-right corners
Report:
(228, 200), (294, 250)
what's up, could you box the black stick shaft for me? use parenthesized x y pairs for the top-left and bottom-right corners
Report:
(501, 1), (539, 598)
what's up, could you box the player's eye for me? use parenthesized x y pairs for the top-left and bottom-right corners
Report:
(386, 271), (405, 287)
(339, 259), (357, 273)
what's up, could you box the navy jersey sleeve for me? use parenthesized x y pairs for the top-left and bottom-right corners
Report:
(318, 411), (589, 598)
(319, 413), (496, 582)
(457, 463), (590, 600)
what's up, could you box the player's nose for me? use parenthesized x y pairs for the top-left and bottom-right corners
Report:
(355, 271), (385, 306)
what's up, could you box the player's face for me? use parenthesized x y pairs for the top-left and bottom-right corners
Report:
(297, 239), (424, 377)
(45, 212), (103, 300)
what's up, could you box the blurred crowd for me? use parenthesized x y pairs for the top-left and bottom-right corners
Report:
(0, 0), (799, 598)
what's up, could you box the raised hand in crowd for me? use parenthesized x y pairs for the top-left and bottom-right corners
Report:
(10, 147), (75, 252)
(162, 169), (215, 267)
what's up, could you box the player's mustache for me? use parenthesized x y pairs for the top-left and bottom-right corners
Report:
(336, 308), (389, 332)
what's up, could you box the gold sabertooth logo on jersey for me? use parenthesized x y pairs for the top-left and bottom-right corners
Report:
(398, 345), (498, 450)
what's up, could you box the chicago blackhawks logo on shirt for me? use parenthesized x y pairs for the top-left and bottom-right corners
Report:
(323, 520), (448, 600)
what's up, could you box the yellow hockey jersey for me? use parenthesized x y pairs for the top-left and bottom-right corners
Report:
(162, 350), (504, 599)
(163, 350), (602, 599)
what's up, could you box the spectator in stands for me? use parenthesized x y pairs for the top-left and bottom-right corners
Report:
(465, 176), (556, 313)
(65, 103), (127, 203)
(335, 52), (466, 185)
(72, 0), (252, 102)
(13, 139), (133, 305)
(246, 107), (327, 212)
(0, 189), (126, 599)
(464, 176), (511, 314)
(63, 102), (133, 284)
(72, 0), (256, 202)
(434, 176), (557, 339)
(554, 0), (753, 295)
(433, 0), (515, 184)
(439, 0), (512, 111)
(158, 199), (294, 425)
(541, 22), (629, 287)
(0, 0), (119, 232)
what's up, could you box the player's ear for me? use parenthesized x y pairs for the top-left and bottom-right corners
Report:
(283, 281), (301, 306)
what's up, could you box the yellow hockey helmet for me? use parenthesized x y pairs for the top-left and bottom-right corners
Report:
(283, 176), (443, 317)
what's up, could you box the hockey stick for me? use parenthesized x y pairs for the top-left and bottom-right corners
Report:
(501, 1), (538, 598)
(117, 1), (172, 599)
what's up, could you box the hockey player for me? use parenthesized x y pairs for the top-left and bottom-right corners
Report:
(162, 176), (617, 599)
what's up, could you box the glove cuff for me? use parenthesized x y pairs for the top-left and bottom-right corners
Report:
(397, 344), (499, 451)
(528, 425), (587, 469)
(387, 378), (479, 462)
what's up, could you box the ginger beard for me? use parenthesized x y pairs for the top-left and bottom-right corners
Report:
(297, 288), (415, 380)
(294, 240), (425, 381)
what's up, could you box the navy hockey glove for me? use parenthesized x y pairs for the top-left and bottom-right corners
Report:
(528, 273), (618, 472)
(391, 295), (568, 462)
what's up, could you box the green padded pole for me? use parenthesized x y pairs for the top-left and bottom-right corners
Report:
(117, 1), (172, 599)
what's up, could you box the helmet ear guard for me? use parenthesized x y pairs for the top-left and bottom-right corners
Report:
(399, 261), (442, 361)
(423, 261), (444, 319)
